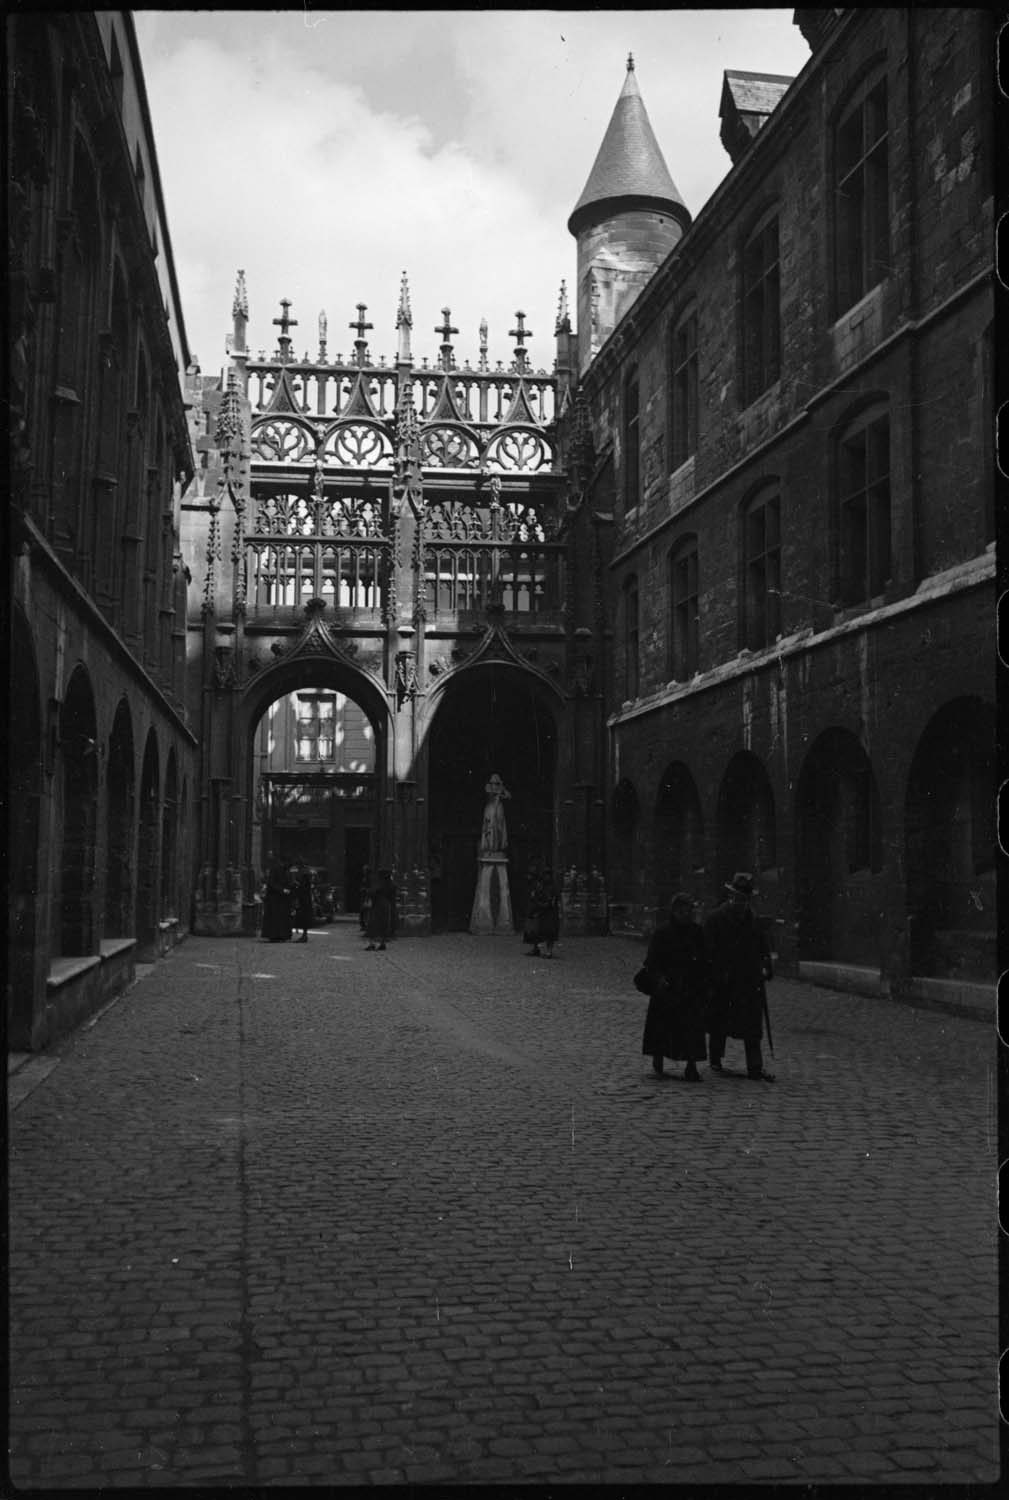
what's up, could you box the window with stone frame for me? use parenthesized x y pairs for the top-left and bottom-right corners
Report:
(741, 486), (782, 650)
(624, 574), (640, 700)
(741, 209), (780, 404)
(669, 537), (699, 680)
(835, 67), (889, 315)
(295, 692), (336, 763)
(669, 308), (698, 470)
(623, 367), (640, 509)
(836, 405), (891, 605)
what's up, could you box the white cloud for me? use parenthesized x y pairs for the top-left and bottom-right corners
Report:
(137, 10), (811, 376)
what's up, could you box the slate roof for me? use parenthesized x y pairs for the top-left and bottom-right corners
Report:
(720, 70), (794, 121)
(568, 60), (688, 236)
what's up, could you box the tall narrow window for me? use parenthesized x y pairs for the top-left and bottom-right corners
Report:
(741, 487), (782, 650)
(295, 693), (336, 763)
(742, 210), (780, 403)
(670, 310), (698, 470)
(624, 575), (639, 699)
(835, 70), (889, 313)
(669, 539), (699, 680)
(837, 406), (890, 604)
(624, 369), (640, 509)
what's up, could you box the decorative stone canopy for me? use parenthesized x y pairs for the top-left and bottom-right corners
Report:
(568, 54), (690, 237)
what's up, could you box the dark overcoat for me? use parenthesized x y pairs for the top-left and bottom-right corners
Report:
(366, 877), (395, 943)
(528, 875), (559, 944)
(702, 900), (771, 1042)
(294, 876), (315, 928)
(261, 867), (293, 942)
(640, 919), (709, 1063)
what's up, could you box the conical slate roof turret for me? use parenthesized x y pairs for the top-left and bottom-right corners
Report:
(568, 55), (689, 237)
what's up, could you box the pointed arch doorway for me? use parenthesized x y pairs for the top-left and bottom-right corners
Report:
(426, 665), (557, 932)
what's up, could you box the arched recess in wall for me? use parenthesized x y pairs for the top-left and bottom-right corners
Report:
(795, 727), (883, 965)
(424, 663), (558, 933)
(652, 761), (706, 913)
(716, 751), (776, 889)
(105, 697), (135, 937)
(905, 696), (995, 982)
(161, 749), (179, 918)
(136, 730), (161, 955)
(237, 655), (391, 914)
(59, 665), (99, 956)
(9, 607), (42, 1045)
(610, 777), (641, 910)
(179, 775), (190, 925)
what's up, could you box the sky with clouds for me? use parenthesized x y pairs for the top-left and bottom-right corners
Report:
(134, 9), (813, 379)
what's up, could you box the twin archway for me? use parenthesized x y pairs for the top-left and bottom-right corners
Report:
(237, 653), (564, 931)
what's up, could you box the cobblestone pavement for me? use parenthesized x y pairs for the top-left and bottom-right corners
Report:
(8, 926), (1000, 1488)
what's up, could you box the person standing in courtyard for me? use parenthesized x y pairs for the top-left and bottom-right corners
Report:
(526, 864), (559, 958)
(639, 892), (709, 1080)
(293, 869), (314, 943)
(703, 871), (775, 1081)
(261, 861), (293, 943)
(365, 868), (395, 951)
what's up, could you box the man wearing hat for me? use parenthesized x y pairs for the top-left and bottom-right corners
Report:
(702, 872), (775, 1082)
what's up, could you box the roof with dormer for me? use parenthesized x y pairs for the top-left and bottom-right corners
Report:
(568, 55), (689, 237)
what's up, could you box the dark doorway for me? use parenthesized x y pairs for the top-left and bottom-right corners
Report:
(9, 610), (41, 1046)
(428, 667), (556, 931)
(905, 697), (995, 980)
(136, 731), (161, 957)
(59, 667), (99, 956)
(796, 728), (882, 965)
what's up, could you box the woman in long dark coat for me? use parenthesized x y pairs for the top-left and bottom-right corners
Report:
(526, 867), (559, 958)
(261, 862), (293, 943)
(293, 870), (314, 942)
(365, 868), (395, 951)
(640, 893), (709, 1080)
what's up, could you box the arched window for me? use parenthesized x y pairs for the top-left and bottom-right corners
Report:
(669, 537), (699, 680)
(623, 368), (640, 509)
(742, 207), (780, 403)
(740, 484), (781, 649)
(835, 65), (889, 314)
(623, 574), (639, 700)
(835, 403), (890, 604)
(669, 307), (698, 470)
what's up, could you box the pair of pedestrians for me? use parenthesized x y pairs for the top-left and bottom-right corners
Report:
(639, 872), (774, 1083)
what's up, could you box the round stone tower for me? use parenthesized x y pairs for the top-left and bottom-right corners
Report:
(568, 55), (691, 374)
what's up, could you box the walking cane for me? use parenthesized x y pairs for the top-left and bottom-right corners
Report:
(762, 983), (775, 1058)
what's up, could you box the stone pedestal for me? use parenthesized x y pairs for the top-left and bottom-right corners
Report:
(469, 853), (513, 935)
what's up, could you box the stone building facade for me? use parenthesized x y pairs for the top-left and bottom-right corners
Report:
(7, 8), (994, 1049)
(181, 278), (613, 938)
(568, 9), (994, 1000)
(8, 12), (196, 1046)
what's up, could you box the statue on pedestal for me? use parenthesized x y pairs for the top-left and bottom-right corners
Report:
(471, 771), (513, 935)
(480, 773), (511, 854)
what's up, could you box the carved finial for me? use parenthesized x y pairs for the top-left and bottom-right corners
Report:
(349, 302), (373, 366)
(627, 52), (634, 72)
(396, 271), (412, 328)
(510, 311), (532, 372)
(555, 281), (570, 334)
(273, 298), (297, 361)
(318, 310), (328, 361)
(435, 307), (459, 372)
(396, 273), (413, 364)
(479, 318), (489, 373)
(233, 269), (248, 320)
